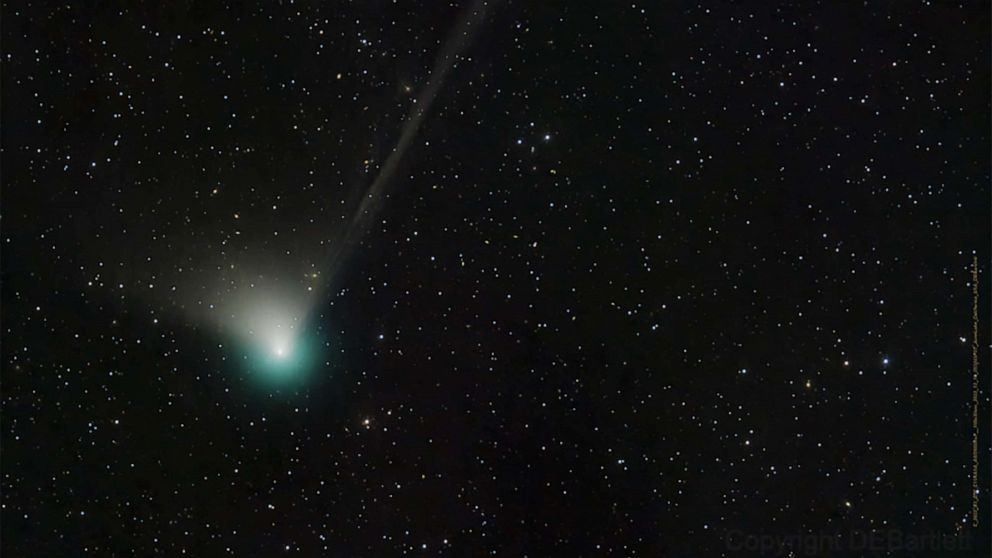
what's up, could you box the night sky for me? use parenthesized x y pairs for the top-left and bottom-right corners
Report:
(2, 1), (991, 556)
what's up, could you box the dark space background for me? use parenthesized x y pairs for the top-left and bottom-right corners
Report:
(2, 1), (990, 556)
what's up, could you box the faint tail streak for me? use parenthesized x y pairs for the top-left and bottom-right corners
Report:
(323, 0), (492, 288)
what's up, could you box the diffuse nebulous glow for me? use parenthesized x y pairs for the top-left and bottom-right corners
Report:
(214, 283), (318, 386)
(191, 1), (490, 389)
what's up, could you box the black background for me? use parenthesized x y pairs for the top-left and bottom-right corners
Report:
(2, 1), (990, 556)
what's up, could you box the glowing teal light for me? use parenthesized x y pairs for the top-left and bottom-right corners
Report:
(237, 327), (322, 388)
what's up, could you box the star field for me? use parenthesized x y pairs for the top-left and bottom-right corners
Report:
(1, 1), (990, 556)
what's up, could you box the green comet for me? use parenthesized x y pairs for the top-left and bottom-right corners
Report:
(212, 285), (329, 391)
(235, 327), (323, 389)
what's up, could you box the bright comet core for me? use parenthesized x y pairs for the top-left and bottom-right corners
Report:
(206, 281), (321, 388)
